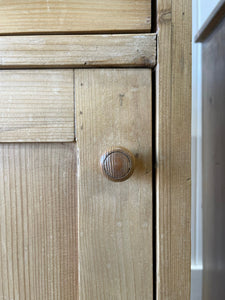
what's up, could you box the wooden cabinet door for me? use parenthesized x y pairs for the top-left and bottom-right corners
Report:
(0, 68), (153, 299)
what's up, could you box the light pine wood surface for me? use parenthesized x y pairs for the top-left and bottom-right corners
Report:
(0, 34), (156, 68)
(0, 143), (78, 300)
(156, 0), (192, 299)
(0, 0), (151, 34)
(0, 0), (192, 297)
(75, 69), (153, 300)
(0, 70), (74, 142)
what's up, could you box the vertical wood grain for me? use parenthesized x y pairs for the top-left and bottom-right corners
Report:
(156, 0), (192, 299)
(0, 143), (77, 300)
(75, 69), (153, 300)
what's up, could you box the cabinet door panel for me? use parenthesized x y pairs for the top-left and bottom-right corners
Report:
(0, 143), (77, 300)
(0, 70), (74, 142)
(0, 68), (152, 300)
(75, 69), (153, 300)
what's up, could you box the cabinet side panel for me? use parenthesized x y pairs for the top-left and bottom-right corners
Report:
(156, 0), (192, 299)
(0, 143), (78, 300)
(75, 69), (153, 300)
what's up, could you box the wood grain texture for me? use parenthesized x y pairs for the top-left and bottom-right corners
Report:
(156, 0), (191, 299)
(0, 70), (74, 142)
(0, 143), (77, 300)
(75, 69), (153, 300)
(201, 18), (225, 300)
(0, 34), (156, 68)
(0, 0), (151, 34)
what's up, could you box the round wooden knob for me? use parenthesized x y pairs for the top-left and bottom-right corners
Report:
(100, 147), (135, 182)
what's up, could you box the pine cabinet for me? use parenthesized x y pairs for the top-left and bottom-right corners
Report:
(0, 1), (191, 299)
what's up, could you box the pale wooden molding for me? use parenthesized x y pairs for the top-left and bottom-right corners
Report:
(156, 0), (192, 299)
(0, 34), (156, 68)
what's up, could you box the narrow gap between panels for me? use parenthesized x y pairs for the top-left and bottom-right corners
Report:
(0, 66), (156, 71)
(151, 0), (157, 33)
(0, 30), (151, 37)
(152, 67), (157, 300)
(151, 2), (157, 298)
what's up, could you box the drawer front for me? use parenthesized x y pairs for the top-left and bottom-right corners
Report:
(0, 0), (151, 34)
(0, 68), (153, 299)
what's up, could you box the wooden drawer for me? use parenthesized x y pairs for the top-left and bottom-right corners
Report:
(0, 0), (151, 34)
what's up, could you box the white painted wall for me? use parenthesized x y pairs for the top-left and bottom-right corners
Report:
(191, 0), (220, 299)
(198, 0), (221, 30)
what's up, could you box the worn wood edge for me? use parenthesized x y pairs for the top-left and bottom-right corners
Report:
(0, 34), (156, 68)
(195, 0), (225, 42)
(156, 0), (192, 299)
